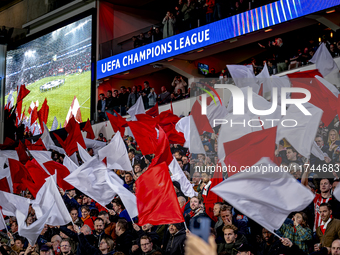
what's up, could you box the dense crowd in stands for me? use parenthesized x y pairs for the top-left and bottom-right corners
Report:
(3, 104), (340, 255)
(131, 0), (276, 48)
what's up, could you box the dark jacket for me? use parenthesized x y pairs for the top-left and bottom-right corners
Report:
(78, 233), (115, 255)
(164, 228), (186, 255)
(60, 226), (95, 255)
(217, 234), (247, 254)
(116, 230), (134, 255)
(256, 239), (307, 255)
(90, 231), (111, 248)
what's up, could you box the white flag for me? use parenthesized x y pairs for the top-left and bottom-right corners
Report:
(64, 157), (123, 206)
(206, 100), (229, 128)
(105, 171), (138, 219)
(276, 103), (323, 159)
(0, 210), (6, 230)
(309, 43), (339, 77)
(211, 157), (315, 233)
(227, 65), (260, 91)
(98, 131), (132, 171)
(311, 141), (326, 161)
(169, 157), (197, 198)
(63, 155), (78, 173)
(51, 117), (58, 131)
(127, 96), (145, 121)
(69, 152), (79, 166)
(175, 116), (205, 154)
(217, 114), (252, 161)
(0, 151), (19, 162)
(256, 63), (271, 96)
(0, 191), (30, 217)
(77, 143), (92, 163)
(29, 150), (52, 175)
(84, 138), (106, 155)
(41, 123), (65, 154)
(32, 175), (72, 227)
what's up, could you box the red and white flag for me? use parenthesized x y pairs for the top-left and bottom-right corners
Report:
(64, 96), (82, 127)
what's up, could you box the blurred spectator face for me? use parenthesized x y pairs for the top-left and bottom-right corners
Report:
(147, 31), (152, 37)
(155, 27), (160, 33)
(304, 47), (309, 54)
(144, 82), (149, 88)
(190, 197), (200, 210)
(134, 165), (141, 173)
(125, 174), (133, 184)
(41, 224), (48, 235)
(262, 228), (273, 243)
(182, 156), (188, 164)
(221, 209), (232, 225)
(142, 224), (153, 231)
(330, 44), (335, 52)
(11, 221), (18, 233)
(112, 203), (121, 213)
(331, 240), (340, 255)
(15, 239), (24, 249)
(161, 86), (166, 92)
(99, 94), (104, 100)
(286, 149), (296, 161)
(174, 151), (182, 159)
(60, 241), (71, 254)
(192, 172), (201, 184)
(337, 42), (340, 51)
(224, 228), (237, 244)
(320, 205), (332, 222)
(201, 173), (209, 183)
(329, 130), (338, 142)
(315, 137), (324, 147)
(169, 224), (179, 235)
(106, 91), (112, 97)
(140, 33), (144, 38)
(140, 238), (153, 253)
(133, 183), (136, 192)
(70, 209), (78, 221)
(177, 89), (182, 94)
(178, 160), (183, 168)
(132, 86), (136, 93)
(94, 220), (104, 234)
(81, 209), (90, 219)
(320, 179), (332, 193)
(213, 204), (221, 217)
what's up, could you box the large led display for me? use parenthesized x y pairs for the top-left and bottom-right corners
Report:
(6, 15), (92, 128)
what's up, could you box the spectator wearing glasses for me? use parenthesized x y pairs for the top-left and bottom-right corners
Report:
(60, 239), (73, 255)
(140, 235), (156, 255)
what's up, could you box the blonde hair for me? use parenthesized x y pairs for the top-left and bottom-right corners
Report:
(328, 129), (340, 146)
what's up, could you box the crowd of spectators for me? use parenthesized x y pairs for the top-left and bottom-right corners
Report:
(130, 0), (277, 49)
(4, 101), (340, 255)
(97, 77), (191, 122)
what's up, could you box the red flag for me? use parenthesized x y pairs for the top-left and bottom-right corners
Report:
(15, 140), (30, 164)
(0, 178), (10, 193)
(223, 127), (277, 177)
(107, 111), (127, 137)
(16, 100), (23, 122)
(204, 164), (224, 222)
(258, 83), (263, 97)
(136, 162), (184, 226)
(146, 103), (159, 117)
(0, 137), (15, 150)
(26, 159), (49, 187)
(190, 100), (214, 135)
(165, 125), (185, 145)
(43, 161), (74, 190)
(288, 69), (336, 126)
(82, 119), (95, 139)
(64, 121), (86, 156)
(54, 133), (66, 148)
(17, 84), (30, 102)
(128, 120), (158, 155)
(8, 158), (33, 194)
(65, 115), (77, 134)
(25, 138), (47, 151)
(30, 106), (38, 126)
(149, 127), (173, 168)
(38, 98), (49, 133)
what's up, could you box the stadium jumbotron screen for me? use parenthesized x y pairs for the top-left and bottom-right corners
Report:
(5, 15), (92, 128)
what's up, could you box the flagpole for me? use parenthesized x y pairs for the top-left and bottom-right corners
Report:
(183, 221), (188, 231)
(272, 231), (283, 240)
(0, 210), (9, 235)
